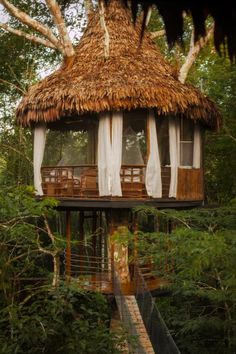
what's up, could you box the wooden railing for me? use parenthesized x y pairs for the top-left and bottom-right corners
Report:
(64, 251), (112, 293)
(41, 164), (148, 198)
(41, 165), (203, 200)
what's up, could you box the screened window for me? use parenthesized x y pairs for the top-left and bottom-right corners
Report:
(43, 118), (98, 166)
(180, 118), (194, 167)
(156, 117), (170, 166)
(122, 110), (147, 165)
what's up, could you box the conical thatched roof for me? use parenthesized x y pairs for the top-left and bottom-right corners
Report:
(16, 0), (221, 130)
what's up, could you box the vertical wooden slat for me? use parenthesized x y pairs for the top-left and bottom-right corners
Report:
(66, 210), (71, 279)
(79, 211), (84, 270)
(92, 211), (97, 257)
(132, 213), (138, 283)
(177, 168), (204, 200)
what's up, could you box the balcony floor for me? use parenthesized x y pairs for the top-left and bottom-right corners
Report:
(36, 196), (203, 210)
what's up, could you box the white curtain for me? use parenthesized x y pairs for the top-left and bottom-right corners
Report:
(98, 113), (112, 196)
(111, 112), (123, 196)
(193, 124), (201, 168)
(169, 117), (180, 198)
(33, 123), (46, 196)
(145, 110), (162, 198)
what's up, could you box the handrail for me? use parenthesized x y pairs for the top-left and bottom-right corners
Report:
(41, 164), (150, 199)
(41, 164), (146, 168)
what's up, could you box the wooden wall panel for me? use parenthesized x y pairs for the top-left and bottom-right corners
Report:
(161, 166), (171, 198)
(177, 168), (204, 200)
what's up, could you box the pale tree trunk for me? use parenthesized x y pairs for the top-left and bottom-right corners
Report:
(45, 0), (75, 57)
(99, 1), (110, 59)
(145, 7), (152, 26)
(36, 216), (61, 287)
(178, 26), (214, 84)
(52, 254), (60, 287)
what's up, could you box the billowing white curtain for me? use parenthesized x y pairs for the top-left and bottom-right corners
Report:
(145, 110), (162, 198)
(33, 123), (46, 196)
(111, 112), (123, 196)
(193, 124), (201, 168)
(169, 117), (180, 198)
(98, 113), (112, 196)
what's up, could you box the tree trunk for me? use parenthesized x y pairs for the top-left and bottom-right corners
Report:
(179, 26), (214, 84)
(99, 1), (110, 59)
(45, 0), (75, 57)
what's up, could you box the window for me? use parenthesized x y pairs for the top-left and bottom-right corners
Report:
(122, 110), (147, 165)
(180, 117), (194, 167)
(43, 117), (98, 166)
(156, 116), (170, 166)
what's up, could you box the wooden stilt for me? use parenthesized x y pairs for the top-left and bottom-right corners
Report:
(92, 211), (97, 257)
(79, 211), (84, 271)
(66, 210), (71, 279)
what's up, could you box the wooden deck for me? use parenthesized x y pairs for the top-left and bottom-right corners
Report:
(68, 272), (167, 295)
(41, 165), (204, 206)
(64, 252), (168, 295)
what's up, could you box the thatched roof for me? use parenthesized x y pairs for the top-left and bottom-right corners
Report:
(16, 0), (221, 130)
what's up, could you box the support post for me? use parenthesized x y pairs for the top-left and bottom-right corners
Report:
(66, 210), (71, 280)
(79, 211), (85, 271)
(92, 211), (97, 257)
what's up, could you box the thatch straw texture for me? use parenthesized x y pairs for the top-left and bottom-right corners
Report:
(16, 0), (221, 130)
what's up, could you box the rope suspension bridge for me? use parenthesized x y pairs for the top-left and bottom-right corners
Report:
(63, 250), (181, 354)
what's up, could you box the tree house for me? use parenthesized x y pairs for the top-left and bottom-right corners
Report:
(16, 0), (220, 295)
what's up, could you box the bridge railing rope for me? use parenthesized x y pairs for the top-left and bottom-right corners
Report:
(134, 264), (181, 354)
(113, 267), (153, 354)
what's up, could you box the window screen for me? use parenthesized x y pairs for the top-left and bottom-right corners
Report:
(43, 119), (98, 166)
(122, 110), (147, 165)
(156, 117), (170, 166)
(180, 118), (194, 166)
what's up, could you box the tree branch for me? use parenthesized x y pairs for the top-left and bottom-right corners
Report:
(178, 25), (214, 84)
(43, 215), (56, 245)
(0, 76), (26, 94)
(0, 0), (64, 54)
(145, 7), (152, 26)
(45, 0), (74, 57)
(150, 29), (165, 39)
(0, 23), (57, 50)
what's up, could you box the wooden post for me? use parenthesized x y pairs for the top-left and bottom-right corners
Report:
(79, 211), (84, 272)
(92, 211), (97, 257)
(66, 210), (71, 279)
(108, 212), (115, 283)
(133, 213), (138, 264)
(132, 212), (138, 284)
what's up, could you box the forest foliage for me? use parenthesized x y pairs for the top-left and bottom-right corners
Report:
(135, 205), (236, 353)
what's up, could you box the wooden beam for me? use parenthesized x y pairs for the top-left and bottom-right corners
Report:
(53, 199), (204, 210)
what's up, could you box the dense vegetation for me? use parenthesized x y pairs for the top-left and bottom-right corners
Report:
(0, 187), (122, 353)
(0, 4), (235, 354)
(136, 205), (236, 353)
